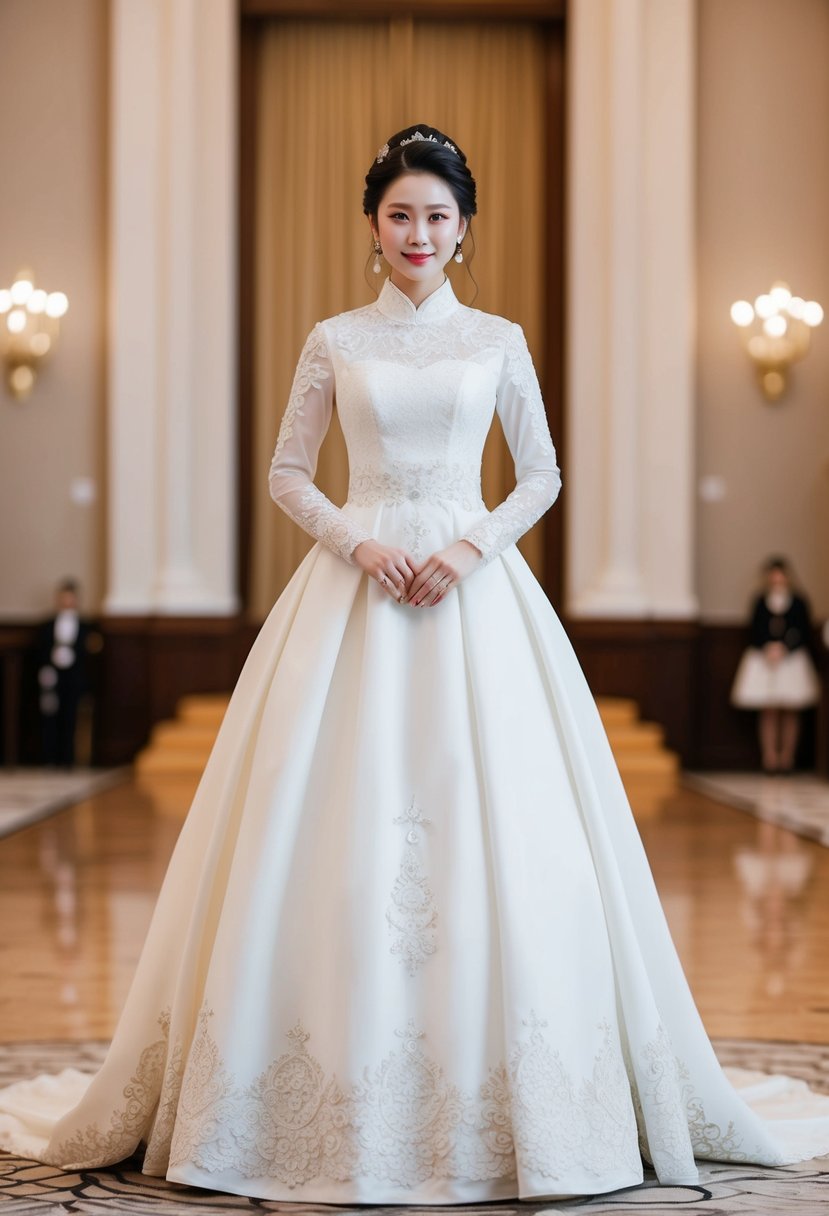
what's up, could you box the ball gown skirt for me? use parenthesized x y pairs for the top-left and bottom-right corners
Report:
(731, 645), (821, 709)
(1, 507), (829, 1204)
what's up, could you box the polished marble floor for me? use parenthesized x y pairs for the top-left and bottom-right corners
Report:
(684, 769), (829, 845)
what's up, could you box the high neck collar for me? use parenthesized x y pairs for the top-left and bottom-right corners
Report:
(376, 275), (460, 324)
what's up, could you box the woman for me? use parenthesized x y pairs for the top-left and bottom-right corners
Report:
(1, 125), (828, 1205)
(731, 556), (821, 773)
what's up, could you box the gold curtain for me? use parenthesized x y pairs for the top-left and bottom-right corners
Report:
(251, 19), (548, 617)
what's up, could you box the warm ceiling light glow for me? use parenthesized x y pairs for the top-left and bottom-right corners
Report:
(769, 282), (792, 308)
(10, 279), (33, 305)
(45, 292), (69, 319)
(730, 300), (754, 327)
(7, 310), (26, 335)
(803, 301), (824, 327)
(763, 315), (787, 338)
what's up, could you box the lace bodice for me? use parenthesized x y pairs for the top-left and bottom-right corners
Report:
(268, 276), (562, 566)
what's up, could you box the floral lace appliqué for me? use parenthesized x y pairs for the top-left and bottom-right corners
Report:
(629, 1022), (748, 1181)
(510, 1012), (641, 1181)
(386, 796), (438, 975)
(43, 1003), (773, 1191)
(503, 322), (557, 457)
(271, 323), (330, 463)
(156, 1006), (638, 1188)
(347, 462), (485, 510)
(47, 1009), (173, 1169)
(268, 291), (561, 569)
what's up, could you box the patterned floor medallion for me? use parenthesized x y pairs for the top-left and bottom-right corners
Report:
(0, 1038), (827, 1213)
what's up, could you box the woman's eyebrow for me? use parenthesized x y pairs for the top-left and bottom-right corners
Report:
(384, 201), (453, 209)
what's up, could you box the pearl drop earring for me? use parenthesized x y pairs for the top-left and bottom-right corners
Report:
(373, 240), (382, 274)
(454, 240), (464, 264)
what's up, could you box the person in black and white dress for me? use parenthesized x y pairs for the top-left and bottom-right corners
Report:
(730, 556), (821, 774)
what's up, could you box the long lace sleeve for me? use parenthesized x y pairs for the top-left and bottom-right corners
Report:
(460, 323), (561, 565)
(268, 322), (373, 564)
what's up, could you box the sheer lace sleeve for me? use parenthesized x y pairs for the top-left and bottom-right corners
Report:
(268, 322), (373, 564)
(460, 322), (561, 565)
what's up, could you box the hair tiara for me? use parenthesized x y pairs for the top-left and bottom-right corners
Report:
(375, 131), (458, 164)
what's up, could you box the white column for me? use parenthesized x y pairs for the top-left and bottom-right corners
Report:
(640, 0), (697, 619)
(104, 0), (238, 616)
(566, 0), (698, 620)
(104, 0), (162, 614)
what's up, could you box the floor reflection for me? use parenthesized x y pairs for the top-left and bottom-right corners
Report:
(733, 819), (813, 997)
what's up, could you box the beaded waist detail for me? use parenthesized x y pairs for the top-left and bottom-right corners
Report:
(346, 463), (485, 509)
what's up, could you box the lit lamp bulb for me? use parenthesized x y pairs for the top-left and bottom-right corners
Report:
(730, 301), (754, 327)
(731, 281), (823, 402)
(0, 269), (68, 401)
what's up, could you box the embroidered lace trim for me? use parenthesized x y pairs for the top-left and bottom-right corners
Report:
(326, 304), (508, 369)
(347, 463), (484, 509)
(268, 324), (373, 564)
(625, 1022), (769, 1179)
(46, 1012), (172, 1170)
(503, 323), (557, 457)
(163, 1007), (641, 1187)
(461, 472), (559, 566)
(291, 485), (373, 564)
(271, 323), (329, 464)
(46, 1007), (764, 1187)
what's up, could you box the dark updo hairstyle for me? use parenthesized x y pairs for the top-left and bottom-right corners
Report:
(760, 554), (804, 596)
(363, 124), (478, 298)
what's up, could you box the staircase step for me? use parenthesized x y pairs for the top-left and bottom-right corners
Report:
(604, 723), (665, 749)
(150, 722), (219, 748)
(617, 751), (679, 776)
(596, 697), (640, 725)
(178, 694), (230, 725)
(135, 750), (210, 776)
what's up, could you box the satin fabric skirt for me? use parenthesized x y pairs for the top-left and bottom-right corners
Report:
(1, 497), (829, 1205)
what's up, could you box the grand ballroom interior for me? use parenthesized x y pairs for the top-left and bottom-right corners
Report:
(0, 1), (828, 1213)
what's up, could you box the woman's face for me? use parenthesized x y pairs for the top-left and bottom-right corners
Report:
(766, 567), (789, 591)
(371, 171), (466, 294)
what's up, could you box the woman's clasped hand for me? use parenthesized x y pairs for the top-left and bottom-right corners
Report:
(352, 538), (483, 606)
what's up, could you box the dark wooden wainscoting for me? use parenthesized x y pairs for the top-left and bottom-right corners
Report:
(564, 618), (700, 765)
(1, 617), (826, 773)
(0, 617), (257, 768)
(564, 617), (827, 774)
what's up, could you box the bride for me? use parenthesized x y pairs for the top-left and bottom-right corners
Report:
(1, 123), (828, 1206)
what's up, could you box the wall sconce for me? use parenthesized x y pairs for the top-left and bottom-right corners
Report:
(0, 268), (69, 401)
(730, 282), (822, 402)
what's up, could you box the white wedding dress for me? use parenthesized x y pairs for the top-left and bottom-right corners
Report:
(1, 275), (828, 1205)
